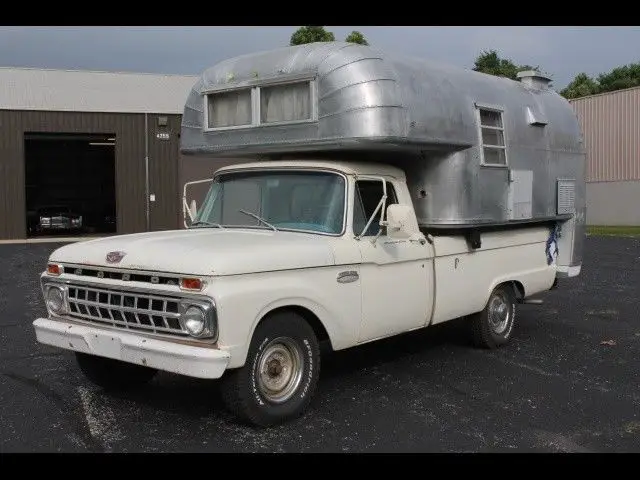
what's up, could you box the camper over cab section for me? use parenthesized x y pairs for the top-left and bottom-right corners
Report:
(181, 41), (585, 275)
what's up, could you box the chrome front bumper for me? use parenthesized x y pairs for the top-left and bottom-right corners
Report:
(33, 318), (230, 379)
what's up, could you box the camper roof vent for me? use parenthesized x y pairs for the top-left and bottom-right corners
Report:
(517, 70), (552, 90)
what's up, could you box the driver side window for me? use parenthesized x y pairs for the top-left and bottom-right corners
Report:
(353, 180), (398, 237)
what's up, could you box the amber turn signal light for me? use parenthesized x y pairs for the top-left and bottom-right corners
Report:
(47, 264), (63, 275)
(180, 277), (203, 291)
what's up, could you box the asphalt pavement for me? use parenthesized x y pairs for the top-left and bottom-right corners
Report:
(1, 236), (639, 452)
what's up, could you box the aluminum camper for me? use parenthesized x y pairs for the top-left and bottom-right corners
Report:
(182, 41), (585, 277)
(34, 42), (585, 427)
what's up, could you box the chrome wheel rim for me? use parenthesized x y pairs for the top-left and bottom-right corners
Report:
(256, 337), (304, 404)
(488, 293), (511, 335)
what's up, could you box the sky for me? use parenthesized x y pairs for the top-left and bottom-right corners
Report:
(1, 26), (639, 90)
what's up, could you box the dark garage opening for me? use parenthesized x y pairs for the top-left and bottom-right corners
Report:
(25, 133), (117, 237)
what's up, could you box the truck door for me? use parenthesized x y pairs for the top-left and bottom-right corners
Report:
(353, 178), (432, 343)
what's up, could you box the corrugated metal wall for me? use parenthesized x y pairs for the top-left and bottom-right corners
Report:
(571, 86), (640, 182)
(0, 110), (182, 240)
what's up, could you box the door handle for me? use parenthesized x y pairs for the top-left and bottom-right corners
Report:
(337, 271), (359, 284)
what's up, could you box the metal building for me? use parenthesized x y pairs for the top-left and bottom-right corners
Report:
(570, 86), (640, 226)
(0, 67), (199, 240)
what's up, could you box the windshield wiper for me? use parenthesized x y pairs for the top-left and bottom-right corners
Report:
(190, 220), (223, 229)
(238, 209), (278, 231)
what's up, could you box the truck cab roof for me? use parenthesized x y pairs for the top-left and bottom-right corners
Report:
(215, 159), (407, 181)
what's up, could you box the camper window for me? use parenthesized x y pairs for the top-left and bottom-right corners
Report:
(477, 107), (507, 166)
(206, 89), (252, 129)
(260, 82), (312, 124)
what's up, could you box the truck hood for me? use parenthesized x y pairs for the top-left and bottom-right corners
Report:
(49, 229), (336, 276)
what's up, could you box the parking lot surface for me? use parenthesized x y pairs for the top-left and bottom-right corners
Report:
(1, 236), (639, 452)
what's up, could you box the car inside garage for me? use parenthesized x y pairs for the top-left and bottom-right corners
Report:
(24, 133), (117, 237)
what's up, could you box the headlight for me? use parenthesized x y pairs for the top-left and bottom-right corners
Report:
(179, 301), (216, 340)
(182, 306), (205, 335)
(45, 286), (66, 315)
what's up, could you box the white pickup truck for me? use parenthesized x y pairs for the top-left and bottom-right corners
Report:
(33, 42), (585, 427)
(35, 158), (561, 426)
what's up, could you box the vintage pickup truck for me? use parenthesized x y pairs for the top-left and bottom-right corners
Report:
(33, 42), (585, 427)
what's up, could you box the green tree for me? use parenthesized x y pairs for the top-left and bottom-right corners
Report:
(290, 26), (335, 46)
(560, 73), (600, 99)
(560, 62), (640, 99)
(597, 62), (640, 93)
(473, 49), (540, 81)
(345, 30), (369, 46)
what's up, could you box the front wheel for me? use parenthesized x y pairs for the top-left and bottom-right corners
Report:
(75, 352), (158, 391)
(220, 312), (320, 427)
(470, 284), (517, 349)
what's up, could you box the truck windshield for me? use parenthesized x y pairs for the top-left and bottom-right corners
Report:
(191, 170), (346, 234)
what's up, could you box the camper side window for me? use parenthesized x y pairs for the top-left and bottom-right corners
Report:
(206, 89), (253, 129)
(477, 107), (507, 166)
(260, 82), (312, 124)
(353, 180), (398, 237)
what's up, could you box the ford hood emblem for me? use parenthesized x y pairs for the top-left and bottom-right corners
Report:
(106, 251), (127, 264)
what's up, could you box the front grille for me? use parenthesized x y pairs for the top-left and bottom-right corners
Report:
(62, 266), (179, 286)
(66, 284), (187, 336)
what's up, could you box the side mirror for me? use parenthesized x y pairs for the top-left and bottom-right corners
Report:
(386, 204), (424, 241)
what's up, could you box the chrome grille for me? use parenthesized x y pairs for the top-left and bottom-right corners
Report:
(66, 284), (187, 336)
(61, 265), (180, 286)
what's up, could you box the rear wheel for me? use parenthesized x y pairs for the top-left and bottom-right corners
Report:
(75, 352), (158, 391)
(470, 284), (516, 349)
(220, 312), (320, 427)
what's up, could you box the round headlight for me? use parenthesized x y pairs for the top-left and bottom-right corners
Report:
(46, 287), (65, 314)
(182, 306), (205, 336)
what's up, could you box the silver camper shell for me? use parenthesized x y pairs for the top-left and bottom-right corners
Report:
(181, 42), (586, 272)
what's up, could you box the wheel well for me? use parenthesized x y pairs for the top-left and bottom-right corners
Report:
(505, 280), (525, 300)
(261, 306), (332, 349)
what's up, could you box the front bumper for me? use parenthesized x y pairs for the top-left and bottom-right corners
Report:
(33, 318), (230, 379)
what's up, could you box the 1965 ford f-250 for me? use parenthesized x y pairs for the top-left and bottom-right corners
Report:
(33, 42), (585, 427)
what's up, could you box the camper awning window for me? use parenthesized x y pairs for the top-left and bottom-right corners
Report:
(207, 89), (252, 129)
(260, 82), (312, 124)
(204, 80), (316, 131)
